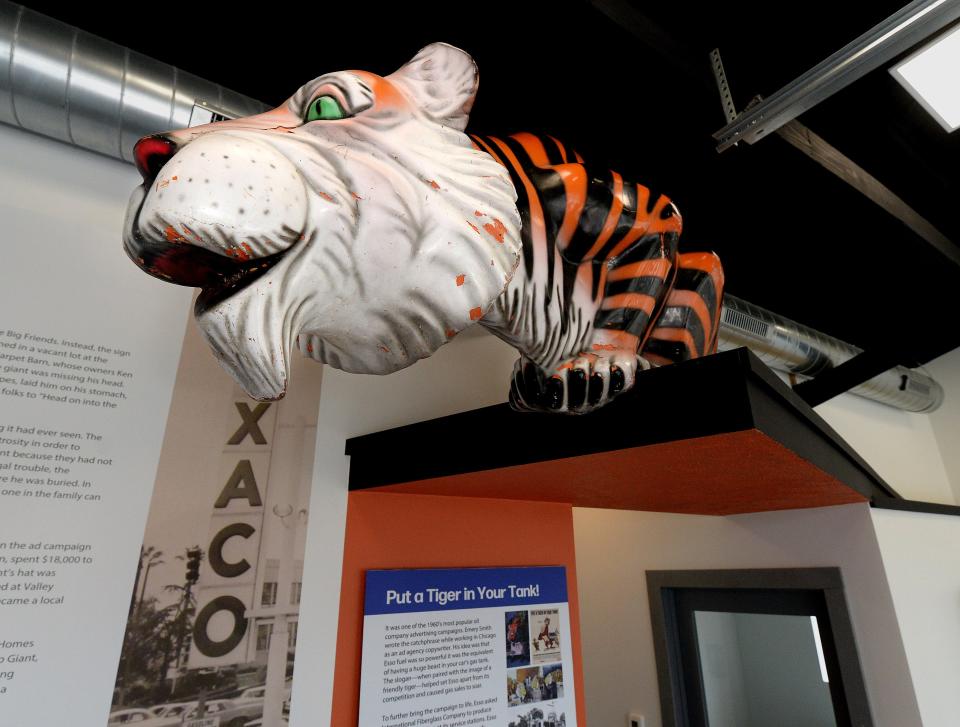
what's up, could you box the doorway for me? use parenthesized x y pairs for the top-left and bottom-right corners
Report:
(647, 569), (872, 727)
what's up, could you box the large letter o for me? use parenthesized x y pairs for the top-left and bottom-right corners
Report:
(193, 596), (248, 657)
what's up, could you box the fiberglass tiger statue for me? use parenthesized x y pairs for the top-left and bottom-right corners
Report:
(123, 43), (723, 414)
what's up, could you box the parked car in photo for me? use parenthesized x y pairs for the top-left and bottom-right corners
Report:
(108, 708), (155, 724)
(235, 685), (266, 704)
(182, 698), (262, 726)
(141, 702), (197, 726)
(235, 680), (293, 707)
(154, 703), (192, 717)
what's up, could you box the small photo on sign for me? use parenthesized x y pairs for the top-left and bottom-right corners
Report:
(510, 707), (567, 727)
(507, 666), (541, 706)
(507, 663), (565, 707)
(505, 610), (531, 667)
(531, 608), (561, 664)
(541, 663), (565, 701)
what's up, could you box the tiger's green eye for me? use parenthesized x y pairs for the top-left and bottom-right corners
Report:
(305, 95), (346, 122)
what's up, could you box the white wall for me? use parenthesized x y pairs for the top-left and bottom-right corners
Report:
(290, 326), (519, 724)
(815, 391), (955, 504)
(572, 504), (921, 727)
(807, 344), (960, 505)
(925, 346), (960, 502)
(871, 508), (960, 727)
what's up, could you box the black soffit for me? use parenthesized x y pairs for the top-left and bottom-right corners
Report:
(345, 349), (912, 516)
(21, 1), (960, 366)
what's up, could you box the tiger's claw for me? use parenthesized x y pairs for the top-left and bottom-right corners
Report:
(508, 352), (648, 414)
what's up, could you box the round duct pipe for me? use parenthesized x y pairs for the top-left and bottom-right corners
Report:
(0, 1), (266, 162)
(718, 294), (944, 413)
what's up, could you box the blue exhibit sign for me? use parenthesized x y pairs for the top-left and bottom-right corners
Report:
(364, 566), (568, 615)
(359, 564), (577, 725)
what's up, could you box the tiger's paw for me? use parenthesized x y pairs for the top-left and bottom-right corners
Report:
(508, 352), (650, 414)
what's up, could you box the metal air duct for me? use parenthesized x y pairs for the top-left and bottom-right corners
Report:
(718, 294), (944, 412)
(0, 1), (266, 162)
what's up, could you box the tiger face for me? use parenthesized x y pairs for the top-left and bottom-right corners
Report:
(124, 43), (521, 400)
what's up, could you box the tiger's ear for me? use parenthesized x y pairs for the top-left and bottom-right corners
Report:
(388, 43), (478, 131)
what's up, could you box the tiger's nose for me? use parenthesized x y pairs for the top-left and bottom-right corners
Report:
(134, 134), (179, 181)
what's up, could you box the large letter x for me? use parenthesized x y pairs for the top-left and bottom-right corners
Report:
(227, 402), (271, 445)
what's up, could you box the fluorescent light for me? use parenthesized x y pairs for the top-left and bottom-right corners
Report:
(810, 616), (830, 683)
(890, 23), (960, 132)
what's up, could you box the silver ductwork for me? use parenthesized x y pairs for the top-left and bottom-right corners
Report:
(718, 294), (944, 412)
(0, 1), (266, 162)
(0, 4), (944, 413)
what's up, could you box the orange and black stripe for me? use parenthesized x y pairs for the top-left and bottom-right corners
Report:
(644, 252), (725, 364)
(471, 131), (722, 366)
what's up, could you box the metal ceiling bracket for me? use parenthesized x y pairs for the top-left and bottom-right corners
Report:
(709, 45), (959, 267)
(712, 0), (960, 152)
(710, 48), (739, 124)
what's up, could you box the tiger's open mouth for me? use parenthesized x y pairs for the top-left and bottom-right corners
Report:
(123, 186), (299, 316)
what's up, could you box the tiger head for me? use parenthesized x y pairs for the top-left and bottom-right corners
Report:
(124, 43), (521, 400)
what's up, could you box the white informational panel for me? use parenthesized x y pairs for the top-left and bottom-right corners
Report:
(360, 566), (578, 727)
(0, 124), (191, 724)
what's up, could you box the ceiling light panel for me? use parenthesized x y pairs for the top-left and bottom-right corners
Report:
(890, 23), (960, 132)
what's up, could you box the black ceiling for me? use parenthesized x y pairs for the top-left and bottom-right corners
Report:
(25, 0), (960, 365)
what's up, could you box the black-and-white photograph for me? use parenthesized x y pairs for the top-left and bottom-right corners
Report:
(107, 326), (322, 726)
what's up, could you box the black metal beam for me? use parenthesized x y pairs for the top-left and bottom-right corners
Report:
(872, 495), (960, 517)
(792, 349), (912, 407)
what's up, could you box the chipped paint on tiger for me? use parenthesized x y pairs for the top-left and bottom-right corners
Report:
(122, 42), (722, 414)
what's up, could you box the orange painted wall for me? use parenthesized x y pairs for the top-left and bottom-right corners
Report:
(331, 490), (587, 725)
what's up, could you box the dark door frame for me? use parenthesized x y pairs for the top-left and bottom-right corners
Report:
(646, 568), (873, 727)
